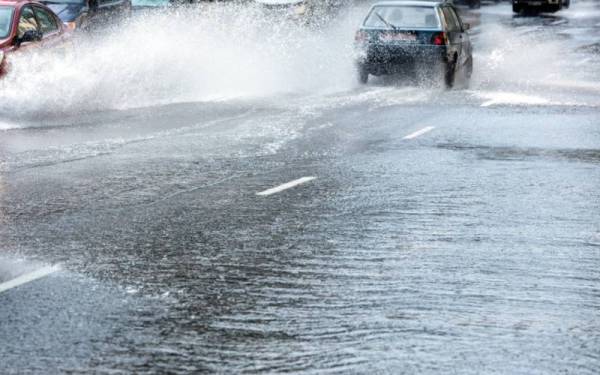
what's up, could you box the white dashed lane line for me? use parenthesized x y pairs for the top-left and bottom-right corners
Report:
(403, 126), (435, 140)
(256, 177), (317, 197)
(0, 265), (60, 294)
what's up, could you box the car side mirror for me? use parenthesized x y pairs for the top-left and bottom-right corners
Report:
(16, 30), (42, 47)
(463, 23), (471, 31)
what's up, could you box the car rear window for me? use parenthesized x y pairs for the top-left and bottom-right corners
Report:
(364, 5), (440, 29)
(132, 0), (170, 7)
(0, 6), (14, 39)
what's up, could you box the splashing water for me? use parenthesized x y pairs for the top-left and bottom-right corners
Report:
(0, 4), (359, 116)
(470, 18), (600, 106)
(1, 2), (599, 120)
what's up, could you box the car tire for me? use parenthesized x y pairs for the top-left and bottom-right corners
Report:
(465, 56), (473, 80)
(444, 60), (456, 89)
(462, 56), (473, 89)
(469, 0), (481, 9)
(512, 4), (521, 13)
(357, 65), (369, 84)
(77, 15), (89, 30)
(563, 0), (570, 9)
(123, 0), (132, 18)
(547, 4), (561, 12)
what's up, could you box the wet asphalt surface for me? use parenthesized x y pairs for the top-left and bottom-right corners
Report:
(1, 1), (600, 373)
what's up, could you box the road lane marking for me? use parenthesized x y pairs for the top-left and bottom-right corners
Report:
(479, 92), (551, 107)
(0, 265), (60, 294)
(257, 177), (317, 196)
(403, 126), (435, 140)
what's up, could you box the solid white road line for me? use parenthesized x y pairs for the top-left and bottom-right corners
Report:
(0, 265), (60, 294)
(403, 126), (435, 140)
(257, 176), (317, 196)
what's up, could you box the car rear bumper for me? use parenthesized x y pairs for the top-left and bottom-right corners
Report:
(514, 0), (561, 6)
(356, 44), (447, 76)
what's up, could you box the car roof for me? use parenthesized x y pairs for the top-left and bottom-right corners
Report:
(0, 0), (38, 6)
(254, 0), (304, 4)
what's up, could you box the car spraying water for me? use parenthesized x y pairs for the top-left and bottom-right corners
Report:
(0, 0), (71, 77)
(1, 1), (600, 373)
(354, 0), (473, 87)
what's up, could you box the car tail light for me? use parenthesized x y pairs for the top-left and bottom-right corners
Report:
(355, 30), (369, 43)
(431, 32), (447, 46)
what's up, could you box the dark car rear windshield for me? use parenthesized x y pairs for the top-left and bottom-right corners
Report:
(0, 6), (14, 39)
(364, 5), (440, 29)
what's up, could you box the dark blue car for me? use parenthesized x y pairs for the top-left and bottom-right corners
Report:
(354, 0), (473, 88)
(40, 0), (131, 30)
(512, 0), (569, 13)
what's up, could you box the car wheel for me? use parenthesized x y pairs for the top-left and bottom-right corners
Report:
(357, 65), (369, 84)
(444, 60), (456, 89)
(461, 56), (473, 89)
(124, 0), (132, 17)
(465, 56), (473, 80)
(548, 4), (561, 12)
(512, 4), (521, 13)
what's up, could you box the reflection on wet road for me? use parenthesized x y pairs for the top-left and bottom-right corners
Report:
(1, 1), (599, 373)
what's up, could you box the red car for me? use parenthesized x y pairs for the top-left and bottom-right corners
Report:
(0, 0), (70, 77)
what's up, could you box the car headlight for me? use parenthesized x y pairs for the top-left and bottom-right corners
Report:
(294, 4), (306, 15)
(64, 21), (77, 31)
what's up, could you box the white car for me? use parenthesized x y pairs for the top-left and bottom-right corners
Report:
(252, 0), (347, 22)
(254, 0), (310, 18)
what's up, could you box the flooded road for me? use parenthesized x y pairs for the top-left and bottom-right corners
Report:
(1, 1), (599, 373)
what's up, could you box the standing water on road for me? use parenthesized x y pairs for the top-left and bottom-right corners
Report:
(1, 1), (600, 373)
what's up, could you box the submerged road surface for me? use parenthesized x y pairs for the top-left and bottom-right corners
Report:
(1, 1), (599, 373)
